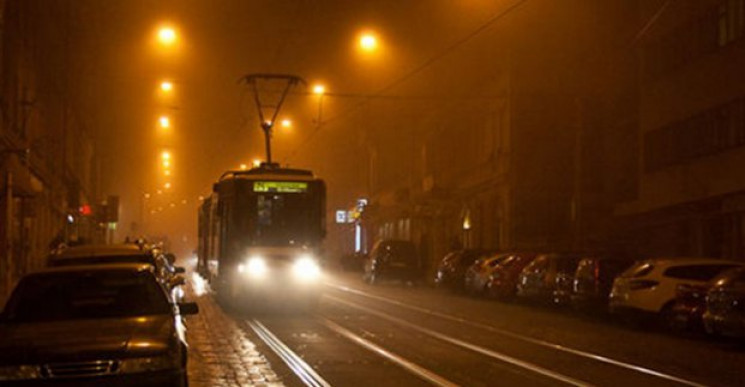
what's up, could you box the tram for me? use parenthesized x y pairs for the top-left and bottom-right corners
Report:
(197, 163), (326, 309)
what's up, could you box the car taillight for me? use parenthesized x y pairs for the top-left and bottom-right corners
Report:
(628, 279), (659, 290)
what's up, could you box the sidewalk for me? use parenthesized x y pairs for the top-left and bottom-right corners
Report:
(185, 273), (283, 387)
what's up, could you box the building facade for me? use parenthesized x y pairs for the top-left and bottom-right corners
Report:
(616, 0), (745, 259)
(353, 1), (640, 274)
(0, 0), (103, 303)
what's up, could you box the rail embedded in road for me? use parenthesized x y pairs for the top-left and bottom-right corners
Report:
(320, 317), (457, 387)
(324, 282), (708, 387)
(326, 295), (590, 387)
(247, 319), (332, 387)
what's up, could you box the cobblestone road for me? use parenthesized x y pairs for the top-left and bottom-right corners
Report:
(184, 274), (284, 387)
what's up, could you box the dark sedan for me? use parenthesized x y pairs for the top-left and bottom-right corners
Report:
(516, 253), (583, 305)
(703, 266), (745, 339)
(434, 249), (496, 292)
(571, 256), (635, 312)
(0, 264), (198, 386)
(364, 239), (422, 285)
(485, 252), (538, 300)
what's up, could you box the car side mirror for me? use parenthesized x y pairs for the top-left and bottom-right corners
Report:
(174, 266), (186, 274)
(169, 275), (186, 288)
(178, 302), (199, 315)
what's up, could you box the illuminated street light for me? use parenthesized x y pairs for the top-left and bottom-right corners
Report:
(312, 84), (326, 124)
(240, 164), (248, 170)
(160, 81), (173, 92)
(159, 116), (170, 128)
(359, 32), (378, 52)
(281, 119), (292, 129)
(144, 193), (151, 199)
(161, 150), (171, 160)
(252, 159), (262, 168)
(163, 159), (170, 168)
(157, 190), (163, 195)
(158, 26), (177, 45)
(164, 170), (171, 176)
(164, 182), (172, 189)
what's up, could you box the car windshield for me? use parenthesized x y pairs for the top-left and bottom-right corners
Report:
(2, 270), (171, 323)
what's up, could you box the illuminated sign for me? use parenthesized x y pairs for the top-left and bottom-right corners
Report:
(253, 181), (308, 193)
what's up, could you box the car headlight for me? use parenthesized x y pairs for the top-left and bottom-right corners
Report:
(243, 256), (267, 278)
(0, 365), (41, 381)
(119, 354), (180, 374)
(293, 256), (321, 281)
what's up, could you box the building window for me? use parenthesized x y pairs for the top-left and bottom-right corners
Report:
(719, 0), (745, 46)
(643, 1), (742, 80)
(645, 95), (745, 171)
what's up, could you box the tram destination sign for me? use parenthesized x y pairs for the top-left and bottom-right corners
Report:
(253, 181), (308, 193)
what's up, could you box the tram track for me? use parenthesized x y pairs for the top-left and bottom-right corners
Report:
(247, 314), (463, 386)
(246, 319), (332, 387)
(248, 303), (595, 386)
(229, 278), (716, 386)
(324, 282), (708, 387)
(323, 295), (589, 386)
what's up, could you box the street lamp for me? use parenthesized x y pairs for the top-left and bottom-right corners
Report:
(157, 26), (177, 46)
(164, 182), (172, 189)
(252, 159), (261, 168)
(312, 84), (326, 125)
(281, 119), (292, 129)
(161, 150), (171, 160)
(240, 164), (248, 170)
(359, 32), (378, 52)
(159, 116), (170, 129)
(160, 81), (173, 92)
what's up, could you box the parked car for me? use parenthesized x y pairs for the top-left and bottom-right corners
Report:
(485, 252), (538, 300)
(667, 283), (709, 332)
(48, 244), (186, 290)
(516, 253), (583, 305)
(364, 240), (422, 285)
(434, 249), (496, 292)
(463, 253), (511, 295)
(0, 263), (198, 386)
(609, 258), (743, 323)
(571, 256), (635, 312)
(703, 267), (745, 339)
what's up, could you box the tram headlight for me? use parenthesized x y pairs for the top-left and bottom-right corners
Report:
(293, 256), (321, 281)
(243, 256), (267, 278)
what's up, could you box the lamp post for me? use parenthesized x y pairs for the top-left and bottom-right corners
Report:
(313, 84), (325, 125)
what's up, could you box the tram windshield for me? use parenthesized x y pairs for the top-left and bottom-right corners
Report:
(233, 180), (324, 247)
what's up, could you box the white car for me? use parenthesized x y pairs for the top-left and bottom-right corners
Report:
(609, 258), (743, 317)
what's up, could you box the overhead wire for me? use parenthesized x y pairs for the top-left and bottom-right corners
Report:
(285, 0), (530, 162)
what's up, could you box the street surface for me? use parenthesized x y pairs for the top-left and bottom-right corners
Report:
(184, 270), (745, 387)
